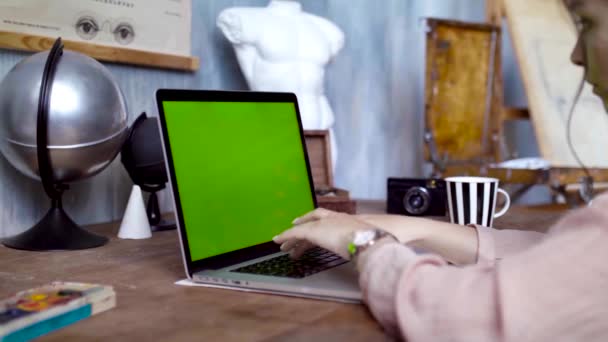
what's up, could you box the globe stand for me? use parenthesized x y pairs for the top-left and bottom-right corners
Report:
(2, 196), (108, 251)
(1, 37), (109, 251)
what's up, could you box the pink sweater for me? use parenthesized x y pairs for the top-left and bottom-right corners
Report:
(359, 194), (608, 341)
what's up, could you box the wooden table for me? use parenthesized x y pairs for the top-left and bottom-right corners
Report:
(0, 201), (568, 341)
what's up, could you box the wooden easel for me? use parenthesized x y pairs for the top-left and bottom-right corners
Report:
(424, 1), (608, 205)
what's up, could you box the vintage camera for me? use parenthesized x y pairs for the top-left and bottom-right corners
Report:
(387, 178), (447, 216)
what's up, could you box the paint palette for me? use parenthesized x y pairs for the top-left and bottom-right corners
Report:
(0, 288), (82, 324)
(0, 282), (115, 341)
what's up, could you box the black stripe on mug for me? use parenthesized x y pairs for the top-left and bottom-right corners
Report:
(476, 183), (484, 225)
(449, 182), (458, 223)
(488, 182), (496, 227)
(462, 183), (471, 225)
(446, 178), (502, 227)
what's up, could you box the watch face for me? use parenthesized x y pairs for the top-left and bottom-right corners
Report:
(353, 230), (376, 246)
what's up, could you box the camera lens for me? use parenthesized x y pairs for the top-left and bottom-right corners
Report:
(409, 194), (423, 208)
(403, 186), (431, 215)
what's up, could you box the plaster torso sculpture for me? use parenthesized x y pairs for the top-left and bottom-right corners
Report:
(217, 0), (344, 169)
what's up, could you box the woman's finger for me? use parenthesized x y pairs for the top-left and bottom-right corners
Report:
(289, 241), (315, 259)
(292, 208), (334, 225)
(273, 225), (310, 244)
(280, 239), (300, 252)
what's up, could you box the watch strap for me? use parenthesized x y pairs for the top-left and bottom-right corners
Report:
(348, 229), (397, 259)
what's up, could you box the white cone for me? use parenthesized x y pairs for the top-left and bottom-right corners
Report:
(118, 185), (152, 239)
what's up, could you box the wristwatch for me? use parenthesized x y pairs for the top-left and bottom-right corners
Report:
(348, 229), (398, 259)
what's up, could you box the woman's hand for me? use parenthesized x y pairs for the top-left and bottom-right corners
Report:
(274, 208), (480, 265)
(273, 208), (376, 259)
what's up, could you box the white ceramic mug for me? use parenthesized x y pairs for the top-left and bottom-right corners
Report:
(444, 176), (510, 227)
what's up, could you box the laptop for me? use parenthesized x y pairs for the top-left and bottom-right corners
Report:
(156, 89), (361, 303)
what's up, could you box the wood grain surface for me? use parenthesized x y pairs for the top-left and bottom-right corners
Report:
(0, 202), (566, 341)
(424, 19), (501, 167)
(0, 30), (200, 71)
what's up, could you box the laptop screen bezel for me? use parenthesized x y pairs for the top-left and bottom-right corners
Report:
(155, 89), (318, 277)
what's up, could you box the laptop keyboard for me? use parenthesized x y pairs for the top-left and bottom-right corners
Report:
(231, 247), (348, 279)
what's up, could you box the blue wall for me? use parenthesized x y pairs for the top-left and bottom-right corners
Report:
(0, 0), (533, 237)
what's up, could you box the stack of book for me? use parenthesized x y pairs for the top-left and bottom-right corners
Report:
(0, 282), (116, 341)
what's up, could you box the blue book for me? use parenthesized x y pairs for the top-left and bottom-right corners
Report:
(0, 282), (116, 341)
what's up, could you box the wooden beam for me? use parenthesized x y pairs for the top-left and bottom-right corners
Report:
(0, 30), (199, 72)
(443, 165), (548, 184)
(444, 165), (608, 186)
(503, 107), (530, 120)
(549, 168), (608, 185)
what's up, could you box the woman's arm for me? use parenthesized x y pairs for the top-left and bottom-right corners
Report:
(274, 209), (545, 265)
(357, 204), (608, 340)
(356, 214), (544, 265)
(356, 214), (478, 265)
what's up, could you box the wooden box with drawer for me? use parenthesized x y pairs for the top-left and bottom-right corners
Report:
(303, 130), (356, 214)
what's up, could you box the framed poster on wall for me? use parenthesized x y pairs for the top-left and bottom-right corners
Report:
(0, 0), (198, 71)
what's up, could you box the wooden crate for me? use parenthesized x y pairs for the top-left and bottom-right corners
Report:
(304, 130), (356, 214)
(303, 130), (334, 191)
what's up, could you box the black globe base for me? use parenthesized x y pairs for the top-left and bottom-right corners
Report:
(2, 206), (108, 251)
(147, 191), (176, 232)
(151, 219), (176, 232)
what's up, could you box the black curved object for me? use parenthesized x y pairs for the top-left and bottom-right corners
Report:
(37, 37), (65, 200)
(2, 37), (108, 251)
(121, 112), (175, 231)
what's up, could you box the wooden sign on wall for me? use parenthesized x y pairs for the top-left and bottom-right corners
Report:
(0, 0), (198, 71)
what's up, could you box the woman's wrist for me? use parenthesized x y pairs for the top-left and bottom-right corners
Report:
(356, 215), (429, 242)
(354, 235), (400, 272)
(414, 221), (478, 265)
(356, 214), (478, 265)
(404, 219), (456, 248)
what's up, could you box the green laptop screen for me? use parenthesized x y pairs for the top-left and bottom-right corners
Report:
(162, 101), (315, 262)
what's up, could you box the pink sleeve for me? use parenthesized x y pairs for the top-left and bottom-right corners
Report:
(474, 225), (544, 264)
(470, 191), (608, 262)
(359, 204), (608, 341)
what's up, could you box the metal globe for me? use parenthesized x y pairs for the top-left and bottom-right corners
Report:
(0, 50), (128, 183)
